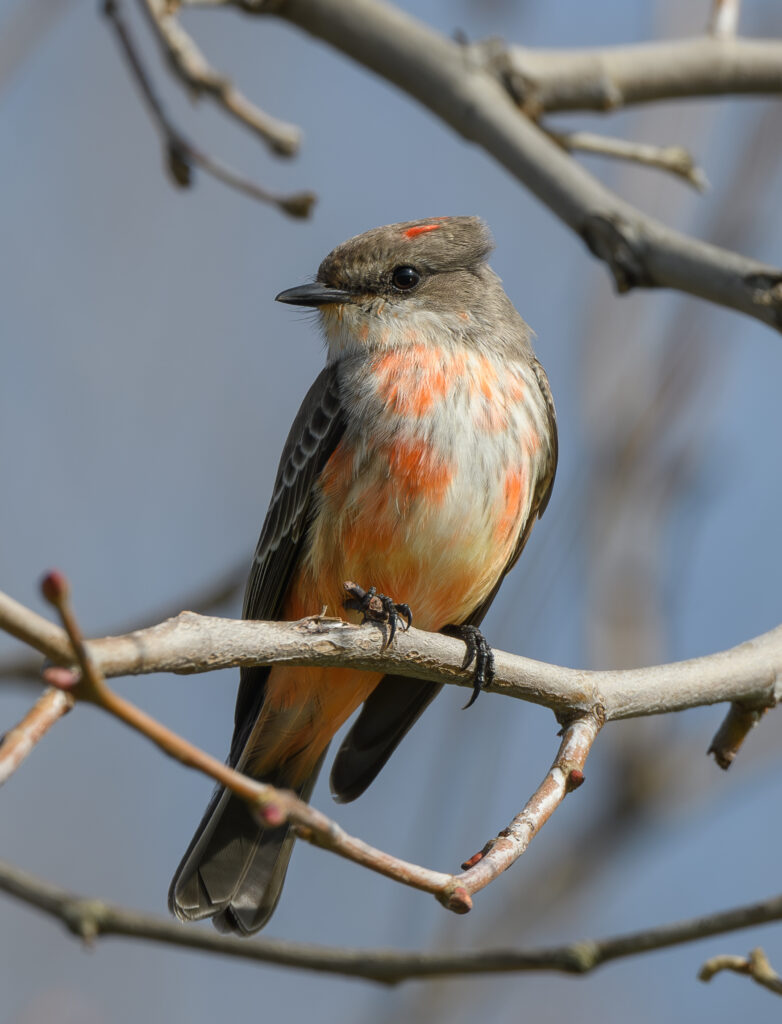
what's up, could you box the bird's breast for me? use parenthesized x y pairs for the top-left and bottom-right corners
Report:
(294, 345), (548, 629)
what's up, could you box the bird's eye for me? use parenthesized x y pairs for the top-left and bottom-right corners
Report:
(391, 266), (420, 291)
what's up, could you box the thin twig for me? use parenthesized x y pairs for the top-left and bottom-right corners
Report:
(0, 688), (74, 786)
(548, 129), (708, 191)
(699, 946), (782, 996)
(455, 712), (602, 896)
(709, 0), (741, 39)
(1, 859), (781, 984)
(102, 0), (314, 217)
(138, 0), (300, 155)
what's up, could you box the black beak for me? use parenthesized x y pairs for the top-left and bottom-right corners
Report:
(275, 282), (353, 307)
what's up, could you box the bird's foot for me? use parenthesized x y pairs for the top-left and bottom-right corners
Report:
(343, 580), (412, 648)
(446, 624), (495, 709)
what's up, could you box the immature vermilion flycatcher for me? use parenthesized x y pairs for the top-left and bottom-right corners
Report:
(169, 217), (557, 934)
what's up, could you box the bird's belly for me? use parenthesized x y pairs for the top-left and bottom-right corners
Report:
(290, 428), (532, 632)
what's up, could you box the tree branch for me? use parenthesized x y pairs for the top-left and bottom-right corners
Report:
(103, 0), (314, 216)
(3, 592), (778, 724)
(699, 946), (782, 996)
(2, 858), (781, 984)
(547, 129), (708, 191)
(0, 688), (74, 785)
(481, 34), (781, 113)
(221, 0), (782, 330)
(139, 0), (301, 155)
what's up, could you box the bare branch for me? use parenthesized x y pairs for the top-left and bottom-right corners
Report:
(103, 0), (314, 217)
(482, 35), (780, 113)
(139, 0), (301, 155)
(699, 946), (782, 996)
(0, 688), (74, 785)
(455, 713), (601, 896)
(548, 129), (708, 191)
(709, 0), (741, 40)
(2, 858), (782, 984)
(232, 0), (782, 330)
(708, 701), (770, 769)
(2, 587), (781, 724)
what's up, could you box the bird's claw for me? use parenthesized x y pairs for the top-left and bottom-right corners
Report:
(450, 624), (495, 709)
(343, 581), (412, 648)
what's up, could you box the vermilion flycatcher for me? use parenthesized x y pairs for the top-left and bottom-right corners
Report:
(170, 217), (558, 934)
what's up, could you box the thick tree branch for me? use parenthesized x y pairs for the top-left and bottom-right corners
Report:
(2, 858), (781, 985)
(3, 596), (778, 724)
(209, 0), (782, 330)
(482, 35), (781, 113)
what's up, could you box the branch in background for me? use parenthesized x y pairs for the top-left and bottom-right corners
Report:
(139, 0), (300, 155)
(709, 0), (741, 40)
(482, 34), (780, 114)
(220, 0), (782, 330)
(3, 587), (780, 725)
(699, 946), (782, 997)
(548, 129), (708, 191)
(103, 0), (314, 217)
(0, 688), (74, 786)
(708, 701), (770, 769)
(1, 858), (781, 985)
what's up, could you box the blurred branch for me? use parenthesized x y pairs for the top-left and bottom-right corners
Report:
(0, 0), (75, 93)
(547, 130), (708, 191)
(139, 0), (301, 154)
(699, 946), (782, 996)
(216, 0), (782, 330)
(0, 688), (73, 785)
(2, 857), (781, 984)
(482, 34), (779, 113)
(709, 0), (741, 39)
(2, 588), (780, 724)
(103, 0), (314, 217)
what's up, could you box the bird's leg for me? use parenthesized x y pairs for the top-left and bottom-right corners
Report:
(342, 580), (413, 648)
(444, 624), (496, 709)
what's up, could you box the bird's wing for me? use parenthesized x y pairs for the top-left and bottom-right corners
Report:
(230, 362), (346, 765)
(330, 358), (558, 803)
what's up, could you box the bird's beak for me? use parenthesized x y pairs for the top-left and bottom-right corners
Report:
(275, 282), (353, 307)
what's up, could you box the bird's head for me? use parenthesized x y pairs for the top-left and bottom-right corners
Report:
(276, 217), (531, 359)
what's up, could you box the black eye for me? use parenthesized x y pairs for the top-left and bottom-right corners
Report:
(391, 266), (420, 291)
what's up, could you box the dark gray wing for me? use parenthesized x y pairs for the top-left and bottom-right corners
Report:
(330, 358), (558, 803)
(230, 362), (345, 765)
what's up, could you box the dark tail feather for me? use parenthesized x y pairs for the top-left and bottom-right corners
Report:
(330, 676), (441, 803)
(169, 756), (324, 936)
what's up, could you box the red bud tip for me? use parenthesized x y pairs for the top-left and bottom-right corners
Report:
(568, 768), (585, 790)
(43, 666), (80, 690)
(260, 803), (285, 827)
(41, 570), (69, 605)
(460, 851), (485, 870)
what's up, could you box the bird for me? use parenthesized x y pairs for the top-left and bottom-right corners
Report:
(169, 216), (558, 935)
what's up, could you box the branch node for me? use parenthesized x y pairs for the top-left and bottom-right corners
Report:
(581, 215), (651, 293)
(436, 884), (473, 915)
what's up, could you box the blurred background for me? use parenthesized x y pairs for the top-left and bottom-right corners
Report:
(2, 0), (782, 1021)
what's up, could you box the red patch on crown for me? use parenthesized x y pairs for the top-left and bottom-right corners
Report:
(404, 223), (442, 239)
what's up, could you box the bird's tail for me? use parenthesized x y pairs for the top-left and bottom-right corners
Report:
(168, 755), (324, 936)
